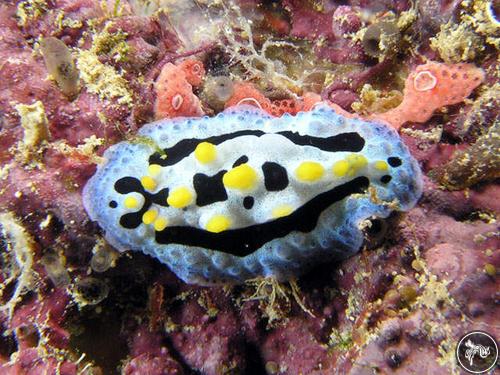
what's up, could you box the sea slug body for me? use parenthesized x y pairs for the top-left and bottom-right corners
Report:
(83, 105), (423, 285)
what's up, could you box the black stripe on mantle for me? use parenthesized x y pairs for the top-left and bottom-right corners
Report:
(149, 130), (365, 166)
(154, 176), (369, 257)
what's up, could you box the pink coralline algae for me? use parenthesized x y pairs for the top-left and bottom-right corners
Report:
(122, 327), (183, 375)
(224, 81), (321, 116)
(283, 2), (365, 64)
(0, 0), (498, 374)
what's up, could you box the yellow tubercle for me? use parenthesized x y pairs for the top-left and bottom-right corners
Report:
(142, 209), (158, 225)
(153, 217), (168, 231)
(167, 186), (193, 208)
(141, 176), (157, 191)
(332, 160), (350, 177)
(148, 164), (162, 176)
(346, 154), (368, 172)
(272, 204), (294, 218)
(194, 142), (217, 164)
(295, 161), (324, 182)
(332, 154), (369, 178)
(124, 196), (139, 209)
(223, 164), (258, 190)
(373, 160), (389, 171)
(206, 215), (231, 233)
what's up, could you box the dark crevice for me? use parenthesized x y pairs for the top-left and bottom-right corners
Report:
(243, 342), (268, 375)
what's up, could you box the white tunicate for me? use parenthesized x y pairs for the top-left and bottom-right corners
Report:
(90, 244), (116, 273)
(74, 277), (109, 306)
(40, 37), (80, 98)
(202, 76), (234, 111)
(41, 253), (70, 287)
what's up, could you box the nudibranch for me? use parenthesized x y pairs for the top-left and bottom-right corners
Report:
(83, 105), (422, 285)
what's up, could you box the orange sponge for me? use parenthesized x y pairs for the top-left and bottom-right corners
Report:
(224, 82), (273, 112)
(223, 62), (484, 131)
(269, 99), (301, 117)
(225, 83), (323, 117)
(373, 62), (485, 129)
(268, 93), (323, 116)
(177, 59), (206, 88)
(154, 62), (204, 119)
(301, 92), (323, 111)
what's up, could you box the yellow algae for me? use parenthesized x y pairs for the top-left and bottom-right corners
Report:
(415, 271), (455, 312)
(14, 101), (50, 149)
(54, 135), (105, 165)
(128, 135), (166, 158)
(462, 0), (500, 50)
(99, 0), (130, 18)
(397, 9), (418, 30)
(91, 26), (130, 62)
(484, 263), (496, 276)
(242, 278), (313, 328)
(437, 338), (461, 374)
(77, 135), (105, 156)
(414, 269), (461, 372)
(76, 49), (133, 106)
(0, 212), (37, 319)
(431, 0), (499, 63)
(345, 287), (363, 322)
(352, 84), (403, 115)
(197, 290), (219, 318)
(436, 120), (500, 190)
(53, 10), (84, 31)
(461, 83), (500, 135)
(16, 0), (47, 27)
(400, 126), (443, 142)
(430, 21), (484, 63)
(329, 328), (353, 350)
(76, 24), (134, 106)
(14, 101), (50, 164)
